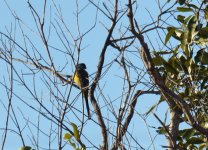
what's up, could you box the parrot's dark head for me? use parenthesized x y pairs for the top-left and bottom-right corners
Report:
(77, 63), (87, 70)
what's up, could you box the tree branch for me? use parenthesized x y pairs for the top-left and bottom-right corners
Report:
(89, 0), (118, 149)
(112, 90), (160, 150)
(127, 0), (208, 137)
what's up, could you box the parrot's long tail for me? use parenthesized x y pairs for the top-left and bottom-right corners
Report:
(83, 91), (91, 119)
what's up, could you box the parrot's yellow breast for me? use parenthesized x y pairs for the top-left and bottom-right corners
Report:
(74, 72), (81, 87)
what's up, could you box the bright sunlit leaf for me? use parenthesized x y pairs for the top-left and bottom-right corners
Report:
(64, 133), (72, 140)
(71, 123), (80, 141)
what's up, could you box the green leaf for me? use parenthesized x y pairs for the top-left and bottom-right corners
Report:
(177, 7), (193, 12)
(168, 57), (182, 71)
(198, 27), (208, 38)
(156, 126), (168, 134)
(164, 62), (178, 75)
(199, 143), (207, 150)
(177, 15), (185, 23)
(187, 16), (197, 31)
(187, 137), (204, 144)
(179, 55), (188, 73)
(187, 16), (197, 42)
(181, 31), (189, 56)
(187, 4), (199, 9)
(187, 58), (194, 74)
(70, 142), (77, 149)
(205, 5), (208, 22)
(180, 128), (195, 139)
(165, 27), (176, 44)
(156, 50), (173, 55)
(64, 133), (72, 140)
(185, 86), (191, 96)
(19, 146), (32, 150)
(195, 37), (208, 45)
(195, 49), (208, 65)
(152, 55), (166, 66)
(71, 123), (80, 141)
(166, 27), (183, 41)
(187, 144), (198, 150)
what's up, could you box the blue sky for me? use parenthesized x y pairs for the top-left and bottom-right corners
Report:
(0, 0), (174, 149)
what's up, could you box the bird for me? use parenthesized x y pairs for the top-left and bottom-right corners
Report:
(73, 63), (91, 119)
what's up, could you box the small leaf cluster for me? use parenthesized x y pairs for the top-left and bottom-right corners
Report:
(64, 123), (86, 150)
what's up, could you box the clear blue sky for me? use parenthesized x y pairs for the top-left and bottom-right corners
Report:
(0, 0), (172, 149)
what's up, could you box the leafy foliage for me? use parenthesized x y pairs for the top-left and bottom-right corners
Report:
(18, 146), (34, 150)
(64, 123), (86, 150)
(154, 0), (208, 148)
